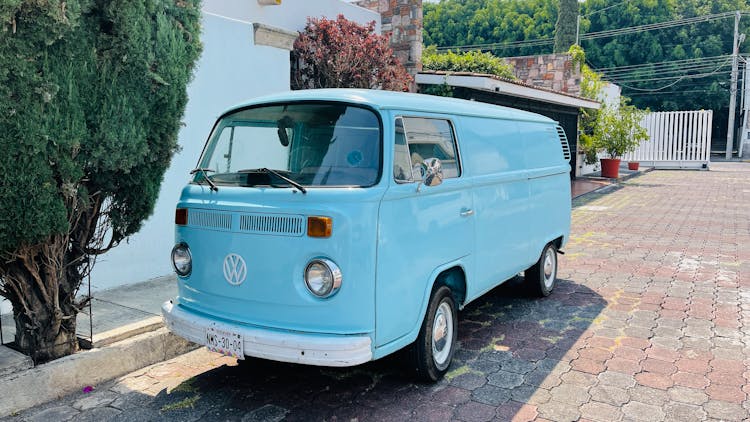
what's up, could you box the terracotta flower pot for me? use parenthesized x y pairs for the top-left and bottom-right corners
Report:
(600, 158), (621, 178)
(627, 162), (639, 171)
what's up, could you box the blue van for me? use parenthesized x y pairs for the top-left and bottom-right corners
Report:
(162, 89), (571, 380)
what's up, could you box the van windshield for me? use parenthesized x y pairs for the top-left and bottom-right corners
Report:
(195, 103), (381, 188)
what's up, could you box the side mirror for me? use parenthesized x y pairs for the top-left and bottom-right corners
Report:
(416, 158), (443, 191)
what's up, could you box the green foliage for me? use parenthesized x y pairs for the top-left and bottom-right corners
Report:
(424, 0), (750, 116)
(291, 15), (411, 91)
(578, 108), (601, 165)
(420, 83), (455, 98)
(422, 45), (515, 79)
(554, 0), (578, 53)
(423, 0), (558, 57)
(569, 45), (605, 100)
(0, 0), (201, 253)
(581, 99), (650, 158)
(0, 0), (202, 361)
(578, 0), (750, 112)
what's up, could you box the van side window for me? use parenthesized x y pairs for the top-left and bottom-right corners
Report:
(393, 117), (460, 183)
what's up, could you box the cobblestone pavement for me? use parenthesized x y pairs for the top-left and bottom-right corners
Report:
(6, 165), (750, 421)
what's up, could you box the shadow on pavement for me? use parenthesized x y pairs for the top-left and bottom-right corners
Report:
(108, 277), (605, 421)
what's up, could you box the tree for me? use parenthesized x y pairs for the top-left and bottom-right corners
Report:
(554, 0), (578, 52)
(423, 0), (558, 57)
(424, 0), (750, 117)
(0, 0), (201, 363)
(291, 15), (412, 91)
(581, 98), (650, 159)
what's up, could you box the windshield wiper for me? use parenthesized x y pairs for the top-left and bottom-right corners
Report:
(189, 168), (218, 192)
(238, 168), (307, 194)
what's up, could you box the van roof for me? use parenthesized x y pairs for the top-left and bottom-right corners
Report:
(225, 89), (555, 124)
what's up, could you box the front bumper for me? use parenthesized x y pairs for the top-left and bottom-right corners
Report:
(161, 300), (372, 367)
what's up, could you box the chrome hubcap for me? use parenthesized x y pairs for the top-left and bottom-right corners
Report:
(543, 248), (556, 289)
(432, 301), (453, 367)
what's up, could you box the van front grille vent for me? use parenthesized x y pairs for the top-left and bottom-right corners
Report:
(556, 126), (572, 160)
(239, 214), (305, 237)
(188, 210), (232, 230)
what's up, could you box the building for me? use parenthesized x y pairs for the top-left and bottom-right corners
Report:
(417, 68), (600, 179)
(85, 0), (380, 292)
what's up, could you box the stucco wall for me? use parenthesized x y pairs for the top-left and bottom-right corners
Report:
(87, 0), (379, 291)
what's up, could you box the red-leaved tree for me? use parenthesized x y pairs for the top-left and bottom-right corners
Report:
(292, 15), (412, 91)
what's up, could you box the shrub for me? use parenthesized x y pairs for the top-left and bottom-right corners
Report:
(0, 0), (201, 363)
(291, 15), (412, 91)
(422, 45), (515, 79)
(581, 98), (650, 159)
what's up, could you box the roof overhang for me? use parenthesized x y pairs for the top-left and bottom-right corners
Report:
(416, 72), (601, 110)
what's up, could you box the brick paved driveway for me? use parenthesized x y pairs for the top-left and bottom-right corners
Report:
(10, 165), (750, 421)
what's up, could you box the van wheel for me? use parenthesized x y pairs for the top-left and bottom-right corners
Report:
(525, 243), (558, 297)
(409, 285), (457, 382)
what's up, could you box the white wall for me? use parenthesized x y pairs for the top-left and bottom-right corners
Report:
(87, 0), (379, 291)
(599, 82), (621, 109)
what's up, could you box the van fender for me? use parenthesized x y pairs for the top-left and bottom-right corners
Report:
(535, 234), (567, 258)
(372, 257), (469, 360)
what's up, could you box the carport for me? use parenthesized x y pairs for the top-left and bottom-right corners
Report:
(416, 71), (600, 179)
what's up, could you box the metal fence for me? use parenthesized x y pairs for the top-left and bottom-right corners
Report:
(622, 110), (713, 169)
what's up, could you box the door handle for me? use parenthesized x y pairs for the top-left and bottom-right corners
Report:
(460, 208), (474, 217)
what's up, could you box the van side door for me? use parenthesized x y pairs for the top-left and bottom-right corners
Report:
(459, 117), (532, 300)
(375, 115), (474, 348)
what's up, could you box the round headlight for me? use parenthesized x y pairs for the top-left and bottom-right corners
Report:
(171, 243), (192, 276)
(304, 259), (342, 298)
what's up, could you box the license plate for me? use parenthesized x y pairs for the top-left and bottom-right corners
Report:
(205, 325), (244, 359)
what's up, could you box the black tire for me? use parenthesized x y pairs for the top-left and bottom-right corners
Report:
(525, 243), (558, 297)
(408, 285), (457, 382)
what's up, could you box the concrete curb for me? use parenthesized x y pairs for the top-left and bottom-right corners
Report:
(0, 327), (199, 417)
(79, 315), (165, 349)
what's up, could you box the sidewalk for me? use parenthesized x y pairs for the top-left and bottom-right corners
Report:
(572, 165), (652, 198)
(1, 276), (177, 361)
(0, 277), (194, 417)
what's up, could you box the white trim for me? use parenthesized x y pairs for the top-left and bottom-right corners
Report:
(201, 10), (253, 26)
(162, 301), (373, 367)
(252, 23), (298, 50)
(416, 73), (601, 110)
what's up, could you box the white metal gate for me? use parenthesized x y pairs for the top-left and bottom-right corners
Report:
(622, 110), (713, 169)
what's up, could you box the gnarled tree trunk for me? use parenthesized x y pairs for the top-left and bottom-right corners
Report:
(0, 194), (99, 364)
(2, 237), (83, 363)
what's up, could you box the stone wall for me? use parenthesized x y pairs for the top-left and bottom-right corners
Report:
(504, 53), (581, 96)
(354, 0), (423, 83)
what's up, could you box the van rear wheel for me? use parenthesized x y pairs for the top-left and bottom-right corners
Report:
(409, 285), (457, 382)
(525, 243), (558, 297)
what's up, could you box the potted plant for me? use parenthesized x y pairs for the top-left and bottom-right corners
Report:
(628, 161), (639, 171)
(580, 99), (649, 178)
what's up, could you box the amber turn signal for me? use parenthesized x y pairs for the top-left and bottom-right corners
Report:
(307, 216), (332, 238)
(175, 208), (188, 226)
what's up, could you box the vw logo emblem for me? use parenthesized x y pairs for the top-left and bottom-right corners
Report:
(223, 254), (247, 286)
